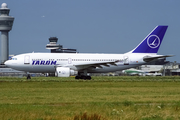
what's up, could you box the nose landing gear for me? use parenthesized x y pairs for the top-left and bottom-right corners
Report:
(27, 74), (31, 79)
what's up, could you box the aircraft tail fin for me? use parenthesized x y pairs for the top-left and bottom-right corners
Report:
(129, 26), (168, 54)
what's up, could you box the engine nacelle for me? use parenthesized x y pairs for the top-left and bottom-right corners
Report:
(56, 67), (78, 77)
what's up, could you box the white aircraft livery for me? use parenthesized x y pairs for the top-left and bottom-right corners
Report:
(5, 26), (172, 79)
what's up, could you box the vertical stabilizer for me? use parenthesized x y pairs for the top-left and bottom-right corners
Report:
(129, 26), (168, 54)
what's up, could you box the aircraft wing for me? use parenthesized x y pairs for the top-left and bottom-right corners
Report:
(56, 60), (120, 69)
(143, 55), (173, 62)
(76, 60), (119, 68)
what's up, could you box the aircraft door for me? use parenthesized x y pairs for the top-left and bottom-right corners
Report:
(68, 58), (72, 64)
(24, 55), (30, 64)
(123, 56), (129, 65)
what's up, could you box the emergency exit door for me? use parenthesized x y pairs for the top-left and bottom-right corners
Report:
(24, 55), (30, 64)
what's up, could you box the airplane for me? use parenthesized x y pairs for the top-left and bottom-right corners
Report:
(4, 25), (172, 80)
(122, 68), (146, 76)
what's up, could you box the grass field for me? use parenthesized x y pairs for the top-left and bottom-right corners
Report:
(0, 76), (180, 120)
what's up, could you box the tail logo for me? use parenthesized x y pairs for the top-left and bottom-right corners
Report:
(147, 35), (160, 48)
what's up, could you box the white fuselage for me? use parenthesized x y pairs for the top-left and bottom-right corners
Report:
(5, 52), (157, 73)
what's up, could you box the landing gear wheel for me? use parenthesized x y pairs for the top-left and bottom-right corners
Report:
(75, 76), (80, 79)
(75, 75), (91, 80)
(82, 75), (87, 80)
(86, 76), (91, 80)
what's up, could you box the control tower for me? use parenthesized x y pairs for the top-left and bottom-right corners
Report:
(46, 37), (62, 52)
(0, 3), (14, 64)
(46, 37), (77, 53)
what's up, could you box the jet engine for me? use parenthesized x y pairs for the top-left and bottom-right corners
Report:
(56, 67), (78, 77)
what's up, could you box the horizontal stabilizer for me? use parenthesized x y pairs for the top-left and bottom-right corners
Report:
(143, 55), (174, 62)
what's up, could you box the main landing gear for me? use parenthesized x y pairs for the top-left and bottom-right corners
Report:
(75, 70), (92, 80)
(75, 75), (91, 80)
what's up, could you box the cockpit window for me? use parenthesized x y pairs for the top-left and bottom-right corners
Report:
(11, 58), (17, 60)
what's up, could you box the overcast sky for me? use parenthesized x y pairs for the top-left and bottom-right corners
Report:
(0, 0), (180, 62)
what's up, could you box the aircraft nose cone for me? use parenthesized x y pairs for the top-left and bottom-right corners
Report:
(4, 60), (10, 66)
